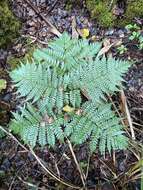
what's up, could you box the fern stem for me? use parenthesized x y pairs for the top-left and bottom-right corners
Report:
(67, 139), (86, 188)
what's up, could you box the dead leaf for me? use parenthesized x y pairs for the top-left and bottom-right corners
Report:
(97, 43), (114, 57)
(90, 35), (97, 42)
(112, 39), (123, 47)
(97, 38), (115, 57)
(71, 16), (79, 39)
(75, 109), (83, 116)
(0, 79), (7, 92)
(103, 38), (111, 47)
(43, 114), (54, 124)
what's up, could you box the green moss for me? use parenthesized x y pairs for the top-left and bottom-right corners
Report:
(7, 51), (34, 70)
(0, 0), (21, 48)
(122, 0), (143, 26)
(7, 40), (36, 70)
(65, 0), (83, 11)
(86, 0), (143, 28)
(86, 0), (116, 27)
(65, 1), (73, 11)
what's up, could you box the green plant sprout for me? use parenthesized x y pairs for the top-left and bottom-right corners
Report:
(117, 45), (127, 55)
(126, 24), (143, 50)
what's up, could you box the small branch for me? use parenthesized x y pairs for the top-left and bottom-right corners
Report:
(47, 0), (58, 14)
(109, 0), (114, 10)
(9, 163), (27, 190)
(108, 95), (124, 126)
(23, 0), (61, 37)
(50, 153), (61, 177)
(0, 126), (81, 189)
(121, 90), (136, 140)
(67, 139), (86, 188)
(22, 35), (49, 45)
(29, 147), (81, 189)
(0, 126), (28, 151)
(17, 176), (38, 189)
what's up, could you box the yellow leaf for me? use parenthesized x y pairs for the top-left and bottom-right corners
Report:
(0, 79), (7, 92)
(63, 105), (74, 113)
(81, 28), (90, 38)
(91, 35), (96, 41)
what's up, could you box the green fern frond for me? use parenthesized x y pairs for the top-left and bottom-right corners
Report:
(10, 62), (48, 102)
(66, 102), (128, 155)
(72, 56), (130, 103)
(33, 32), (101, 73)
(10, 103), (64, 147)
(0, 128), (5, 138)
(10, 33), (130, 155)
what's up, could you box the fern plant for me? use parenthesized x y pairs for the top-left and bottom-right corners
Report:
(10, 33), (130, 155)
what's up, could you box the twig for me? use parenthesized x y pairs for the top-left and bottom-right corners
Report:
(29, 146), (81, 189)
(23, 0), (61, 37)
(67, 139), (86, 188)
(0, 126), (28, 151)
(22, 35), (49, 45)
(9, 163), (27, 190)
(108, 95), (124, 126)
(0, 126), (81, 189)
(50, 153), (61, 177)
(108, 95), (131, 138)
(99, 159), (117, 178)
(109, 0), (114, 10)
(47, 0), (58, 14)
(17, 176), (40, 189)
(85, 155), (90, 180)
(71, 16), (79, 39)
(121, 90), (136, 140)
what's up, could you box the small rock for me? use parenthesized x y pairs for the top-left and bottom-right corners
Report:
(29, 9), (35, 17)
(27, 21), (36, 27)
(105, 29), (114, 36)
(118, 29), (125, 38)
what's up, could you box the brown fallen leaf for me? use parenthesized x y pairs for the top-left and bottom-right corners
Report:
(103, 38), (111, 47)
(71, 16), (79, 39)
(75, 109), (83, 116)
(97, 42), (114, 57)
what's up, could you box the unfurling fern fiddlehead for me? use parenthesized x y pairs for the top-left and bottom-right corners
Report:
(9, 32), (131, 155)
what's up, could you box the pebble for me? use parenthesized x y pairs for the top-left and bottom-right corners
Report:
(117, 29), (125, 38)
(29, 9), (35, 17)
(105, 29), (114, 36)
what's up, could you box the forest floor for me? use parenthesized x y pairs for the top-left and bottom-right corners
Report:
(0, 0), (143, 190)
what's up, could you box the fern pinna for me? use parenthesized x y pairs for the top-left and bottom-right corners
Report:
(10, 33), (130, 155)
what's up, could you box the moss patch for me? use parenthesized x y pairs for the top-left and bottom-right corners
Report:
(119, 0), (143, 26)
(86, 0), (116, 27)
(85, 0), (143, 28)
(0, 0), (21, 48)
(7, 39), (36, 70)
